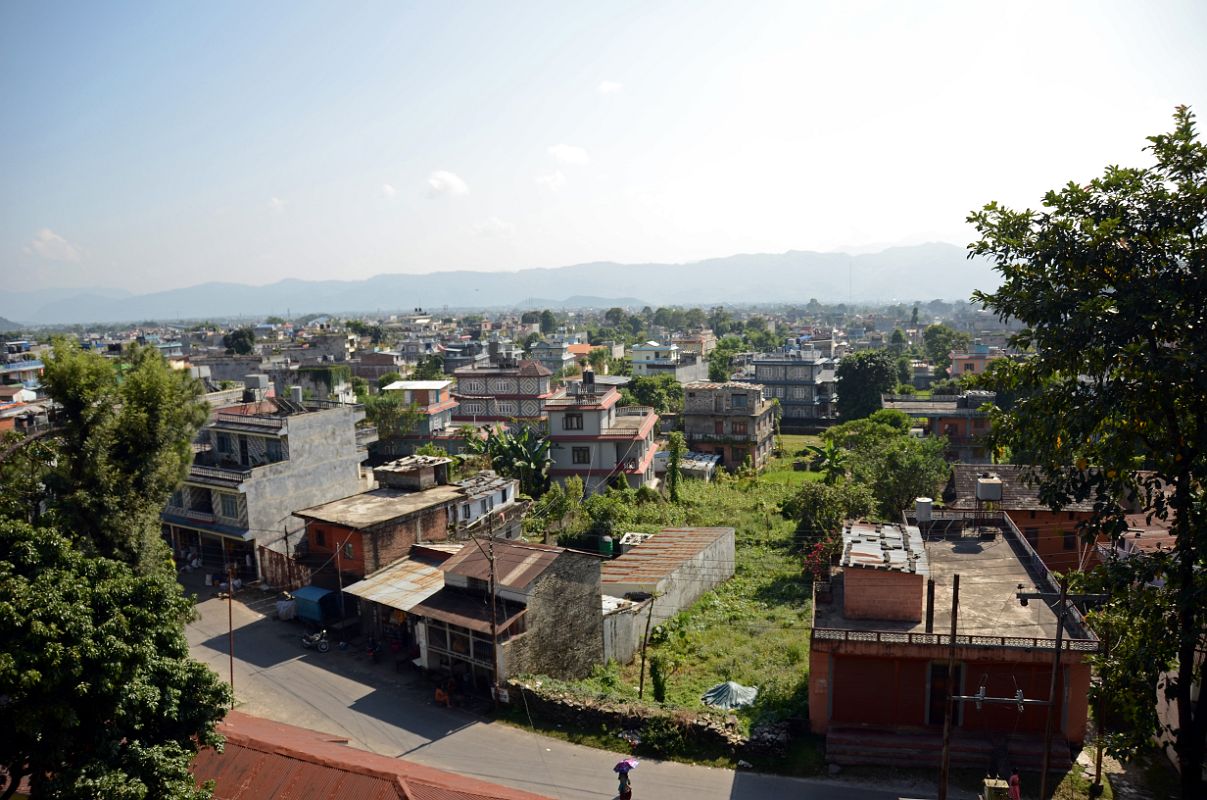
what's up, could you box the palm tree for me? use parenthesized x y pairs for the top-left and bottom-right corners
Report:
(806, 440), (849, 485)
(468, 427), (551, 497)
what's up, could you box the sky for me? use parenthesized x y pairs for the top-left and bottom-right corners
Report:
(2, 0), (1205, 293)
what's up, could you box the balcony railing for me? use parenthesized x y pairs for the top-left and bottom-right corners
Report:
(684, 431), (759, 443)
(355, 426), (379, 446)
(214, 413), (286, 431)
(189, 463), (253, 483)
(616, 406), (655, 417)
(811, 627), (1100, 653)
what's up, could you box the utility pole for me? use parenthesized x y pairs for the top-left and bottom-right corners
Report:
(222, 539), (235, 707)
(1092, 613), (1110, 797)
(1040, 576), (1068, 800)
(637, 595), (656, 700)
(282, 522), (294, 590)
(938, 574), (959, 800)
(487, 514), (500, 706)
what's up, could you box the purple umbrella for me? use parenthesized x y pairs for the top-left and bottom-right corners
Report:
(613, 758), (639, 774)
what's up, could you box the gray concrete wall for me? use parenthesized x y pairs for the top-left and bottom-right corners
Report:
(502, 551), (603, 680)
(602, 597), (652, 665)
(244, 407), (364, 556)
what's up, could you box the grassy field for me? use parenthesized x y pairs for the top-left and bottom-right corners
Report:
(760, 433), (824, 487)
(548, 442), (824, 734)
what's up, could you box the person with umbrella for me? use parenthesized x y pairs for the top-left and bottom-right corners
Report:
(613, 758), (637, 799)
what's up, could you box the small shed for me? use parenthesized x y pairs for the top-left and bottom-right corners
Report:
(292, 585), (337, 625)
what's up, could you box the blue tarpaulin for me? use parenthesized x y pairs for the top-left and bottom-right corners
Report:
(292, 585), (334, 624)
(701, 681), (759, 709)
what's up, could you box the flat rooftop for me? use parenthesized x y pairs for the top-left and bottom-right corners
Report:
(816, 533), (1078, 640)
(840, 522), (928, 576)
(294, 485), (463, 529)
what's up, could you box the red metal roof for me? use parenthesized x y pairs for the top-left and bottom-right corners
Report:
(193, 711), (552, 800)
(440, 540), (563, 590)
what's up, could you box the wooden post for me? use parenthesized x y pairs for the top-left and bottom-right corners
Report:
(637, 595), (656, 699)
(1040, 576), (1068, 800)
(938, 574), (960, 800)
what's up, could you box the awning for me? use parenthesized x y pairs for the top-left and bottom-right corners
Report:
(162, 514), (251, 542)
(409, 588), (526, 634)
(343, 556), (446, 612)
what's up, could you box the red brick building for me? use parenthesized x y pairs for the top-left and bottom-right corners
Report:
(809, 520), (1098, 771)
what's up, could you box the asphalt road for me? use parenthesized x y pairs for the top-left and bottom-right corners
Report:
(185, 585), (945, 800)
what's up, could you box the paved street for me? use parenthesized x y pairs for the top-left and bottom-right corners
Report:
(186, 584), (948, 800)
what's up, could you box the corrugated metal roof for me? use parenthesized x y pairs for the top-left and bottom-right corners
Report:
(409, 588), (526, 634)
(342, 555), (448, 611)
(295, 486), (463, 528)
(601, 527), (734, 586)
(440, 540), (562, 591)
(194, 711), (554, 800)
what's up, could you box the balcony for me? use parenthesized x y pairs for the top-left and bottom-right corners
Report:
(616, 406), (655, 417)
(355, 426), (379, 447)
(684, 431), (759, 443)
(188, 463), (253, 486)
(214, 412), (287, 432)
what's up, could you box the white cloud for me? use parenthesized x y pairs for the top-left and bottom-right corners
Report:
(268, 196), (285, 213)
(427, 170), (469, 198)
(597, 80), (623, 94)
(381, 183), (397, 198)
(535, 171), (567, 191)
(23, 228), (81, 262)
(472, 216), (516, 238)
(548, 143), (590, 165)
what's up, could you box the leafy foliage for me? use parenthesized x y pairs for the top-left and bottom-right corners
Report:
(0, 520), (231, 799)
(221, 327), (255, 355)
(467, 427), (551, 497)
(921, 323), (970, 372)
(835, 350), (897, 420)
(781, 481), (875, 538)
(804, 440), (849, 485)
(969, 106), (1207, 795)
(412, 354), (445, 381)
(363, 393), (422, 440)
(620, 374), (684, 415)
(665, 432), (685, 502)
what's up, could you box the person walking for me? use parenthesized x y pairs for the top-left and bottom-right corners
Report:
(1007, 767), (1021, 800)
(617, 769), (632, 800)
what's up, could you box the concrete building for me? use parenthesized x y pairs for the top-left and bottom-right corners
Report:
(809, 520), (1097, 771)
(681, 381), (778, 471)
(527, 339), (576, 376)
(162, 391), (366, 585)
(410, 540), (604, 687)
(600, 527), (735, 664)
(544, 376), (659, 496)
(628, 341), (708, 382)
(950, 341), (1007, 377)
(880, 390), (995, 463)
(751, 348), (837, 427)
(452, 360), (560, 429)
(672, 331), (718, 357)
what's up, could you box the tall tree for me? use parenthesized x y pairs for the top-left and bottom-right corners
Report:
(539, 309), (557, 334)
(412, 354), (445, 380)
(665, 431), (685, 502)
(604, 307), (626, 327)
(969, 107), (1206, 797)
(835, 350), (897, 420)
(39, 341), (208, 568)
(922, 323), (970, 372)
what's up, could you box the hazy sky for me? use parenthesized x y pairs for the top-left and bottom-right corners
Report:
(3, 1), (1205, 293)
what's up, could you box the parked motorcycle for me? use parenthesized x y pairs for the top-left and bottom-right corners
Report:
(301, 629), (330, 653)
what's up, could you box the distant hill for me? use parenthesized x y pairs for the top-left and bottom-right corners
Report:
(0, 243), (997, 325)
(0, 316), (23, 332)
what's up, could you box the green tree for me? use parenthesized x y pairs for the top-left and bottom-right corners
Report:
(835, 350), (897, 420)
(0, 520), (230, 800)
(604, 307), (626, 327)
(38, 342), (208, 567)
(921, 324), (970, 371)
(586, 347), (609, 372)
(363, 393), (422, 440)
(781, 481), (875, 538)
(412, 354), (445, 381)
(376, 371), (402, 390)
(221, 327), (255, 355)
(851, 435), (948, 519)
(264, 315), (287, 325)
(968, 107), (1207, 795)
(665, 431), (685, 502)
(520, 310), (541, 325)
(805, 440), (850, 485)
(910, 305), (919, 327)
(888, 328), (906, 354)
(539, 309), (557, 334)
(624, 375), (684, 415)
(468, 427), (551, 497)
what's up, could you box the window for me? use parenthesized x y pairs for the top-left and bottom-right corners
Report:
(572, 447), (591, 464)
(343, 542), (354, 559)
(266, 438), (282, 461)
(462, 504), (471, 520)
(732, 393), (747, 408)
(480, 499), (489, 515)
(496, 401), (517, 416)
(732, 421), (748, 436)
(1062, 531), (1075, 550)
(963, 363), (975, 373)
(714, 420), (725, 435)
(216, 433), (233, 453)
(563, 413), (583, 430)
(502, 487), (509, 502)
(220, 494), (239, 518)
(316, 529), (327, 547)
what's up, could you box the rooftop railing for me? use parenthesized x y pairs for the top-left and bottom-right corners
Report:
(811, 627), (1100, 653)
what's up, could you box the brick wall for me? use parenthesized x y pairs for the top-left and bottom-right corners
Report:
(843, 568), (924, 622)
(363, 505), (452, 573)
(1006, 509), (1102, 573)
(502, 551), (603, 680)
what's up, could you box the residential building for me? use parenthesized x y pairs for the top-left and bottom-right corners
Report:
(452, 360), (560, 428)
(528, 339), (576, 376)
(653, 449), (721, 482)
(193, 711), (554, 800)
(410, 540), (604, 687)
(672, 330), (718, 357)
(810, 520), (1097, 771)
(162, 392), (365, 584)
(880, 390), (995, 463)
(443, 340), (490, 372)
(0, 353), (43, 390)
(681, 381), (777, 471)
(372, 379), (462, 457)
(627, 341), (708, 382)
(751, 348), (837, 426)
(950, 341), (1007, 377)
(544, 374), (659, 495)
(352, 350), (409, 383)
(601, 527), (735, 664)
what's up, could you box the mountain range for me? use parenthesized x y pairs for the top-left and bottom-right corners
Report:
(2, 243), (997, 326)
